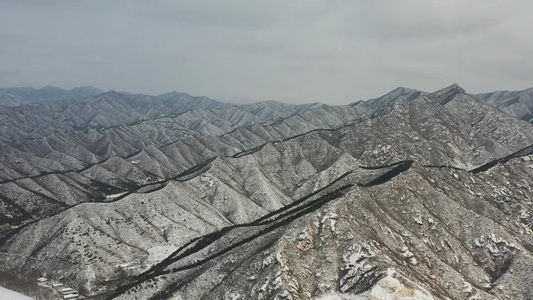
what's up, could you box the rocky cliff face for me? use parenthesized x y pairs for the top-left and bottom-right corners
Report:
(0, 84), (532, 300)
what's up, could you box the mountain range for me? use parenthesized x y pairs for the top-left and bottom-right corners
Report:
(0, 84), (532, 300)
(0, 86), (104, 107)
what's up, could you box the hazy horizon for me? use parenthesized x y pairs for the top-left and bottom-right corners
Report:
(1, 82), (531, 106)
(1, 1), (532, 104)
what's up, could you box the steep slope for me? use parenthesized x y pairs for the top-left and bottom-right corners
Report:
(352, 86), (426, 118)
(0, 91), (229, 142)
(0, 134), (367, 295)
(3, 85), (532, 229)
(0, 84), (517, 184)
(109, 154), (533, 300)
(475, 87), (533, 123)
(2, 85), (533, 235)
(0, 88), (416, 182)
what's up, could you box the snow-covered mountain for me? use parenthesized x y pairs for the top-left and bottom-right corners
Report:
(0, 84), (532, 300)
(475, 87), (533, 124)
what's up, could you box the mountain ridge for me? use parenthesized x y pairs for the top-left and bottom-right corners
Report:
(0, 86), (104, 106)
(1, 84), (533, 299)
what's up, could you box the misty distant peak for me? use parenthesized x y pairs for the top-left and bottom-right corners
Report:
(0, 85), (105, 106)
(432, 83), (467, 95)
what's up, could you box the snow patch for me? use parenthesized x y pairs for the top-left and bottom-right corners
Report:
(105, 192), (127, 199)
(0, 287), (34, 300)
(316, 270), (434, 299)
(140, 245), (179, 271)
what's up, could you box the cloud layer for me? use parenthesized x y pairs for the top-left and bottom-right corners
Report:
(1, 0), (532, 103)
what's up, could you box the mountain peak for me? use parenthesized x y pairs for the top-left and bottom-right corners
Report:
(429, 83), (466, 105)
(41, 85), (62, 91)
(70, 85), (102, 92)
(101, 90), (121, 98)
(392, 86), (413, 93)
(437, 83), (466, 94)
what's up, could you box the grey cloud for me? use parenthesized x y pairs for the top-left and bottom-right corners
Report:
(1, 1), (532, 103)
(355, 1), (503, 41)
(134, 1), (276, 30)
(0, 70), (22, 80)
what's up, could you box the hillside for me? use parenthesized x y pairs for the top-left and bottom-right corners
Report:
(0, 84), (532, 300)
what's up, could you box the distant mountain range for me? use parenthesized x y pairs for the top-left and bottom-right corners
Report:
(0, 84), (532, 300)
(1, 84), (531, 124)
(0, 85), (104, 106)
(475, 87), (533, 123)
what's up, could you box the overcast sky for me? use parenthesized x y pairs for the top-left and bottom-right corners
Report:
(1, 1), (532, 104)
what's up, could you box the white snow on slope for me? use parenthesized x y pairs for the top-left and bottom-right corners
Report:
(315, 270), (434, 300)
(0, 286), (34, 300)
